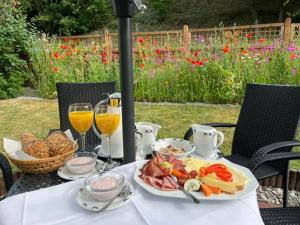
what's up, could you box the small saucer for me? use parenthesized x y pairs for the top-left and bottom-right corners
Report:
(76, 181), (134, 212)
(194, 149), (222, 160)
(57, 160), (104, 181)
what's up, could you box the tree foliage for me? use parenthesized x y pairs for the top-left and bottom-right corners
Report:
(19, 0), (113, 35)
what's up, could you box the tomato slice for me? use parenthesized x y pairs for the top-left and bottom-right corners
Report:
(205, 164), (227, 173)
(215, 171), (233, 182)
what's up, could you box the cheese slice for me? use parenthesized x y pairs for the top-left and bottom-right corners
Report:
(181, 158), (209, 171)
(227, 166), (249, 190)
(200, 173), (237, 194)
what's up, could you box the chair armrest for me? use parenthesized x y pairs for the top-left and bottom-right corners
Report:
(0, 153), (13, 194)
(250, 151), (300, 172)
(202, 123), (237, 128)
(251, 141), (300, 159)
(183, 123), (236, 140)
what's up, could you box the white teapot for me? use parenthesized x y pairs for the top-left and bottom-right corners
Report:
(135, 122), (161, 155)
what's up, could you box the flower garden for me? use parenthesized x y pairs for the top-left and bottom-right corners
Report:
(25, 33), (300, 104)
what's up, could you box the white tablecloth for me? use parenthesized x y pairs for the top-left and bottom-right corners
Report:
(0, 162), (264, 225)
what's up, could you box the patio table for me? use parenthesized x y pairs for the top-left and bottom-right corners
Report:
(0, 161), (264, 225)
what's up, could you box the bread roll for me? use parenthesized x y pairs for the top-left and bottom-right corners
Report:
(45, 131), (74, 156)
(21, 133), (50, 159)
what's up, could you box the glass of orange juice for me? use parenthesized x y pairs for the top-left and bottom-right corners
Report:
(68, 103), (93, 151)
(95, 105), (120, 170)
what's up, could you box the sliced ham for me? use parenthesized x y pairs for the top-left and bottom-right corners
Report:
(152, 154), (165, 165)
(142, 175), (163, 190)
(143, 160), (165, 177)
(139, 153), (178, 191)
(161, 176), (178, 191)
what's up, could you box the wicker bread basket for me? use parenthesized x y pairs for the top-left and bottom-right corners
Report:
(6, 147), (77, 174)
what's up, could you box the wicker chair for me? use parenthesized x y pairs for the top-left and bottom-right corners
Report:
(56, 82), (116, 151)
(0, 153), (13, 200)
(251, 152), (300, 225)
(183, 83), (300, 206)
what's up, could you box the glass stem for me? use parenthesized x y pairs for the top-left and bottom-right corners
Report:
(80, 133), (86, 151)
(106, 136), (112, 164)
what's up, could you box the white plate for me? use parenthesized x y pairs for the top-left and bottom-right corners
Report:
(134, 160), (259, 200)
(57, 160), (104, 181)
(151, 138), (195, 158)
(76, 181), (134, 212)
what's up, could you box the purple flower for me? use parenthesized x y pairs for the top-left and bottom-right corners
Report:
(291, 68), (297, 76)
(249, 46), (257, 52)
(287, 44), (297, 52)
(265, 45), (275, 51)
(193, 35), (205, 43)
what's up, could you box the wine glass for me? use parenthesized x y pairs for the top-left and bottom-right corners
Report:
(68, 103), (93, 151)
(94, 105), (120, 170)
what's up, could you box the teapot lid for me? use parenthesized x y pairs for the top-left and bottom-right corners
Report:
(135, 124), (154, 132)
(109, 93), (121, 107)
(191, 124), (215, 133)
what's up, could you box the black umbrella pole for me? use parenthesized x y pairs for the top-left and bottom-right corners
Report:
(118, 17), (136, 163)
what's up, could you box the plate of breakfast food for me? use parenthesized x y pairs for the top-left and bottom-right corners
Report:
(133, 153), (259, 200)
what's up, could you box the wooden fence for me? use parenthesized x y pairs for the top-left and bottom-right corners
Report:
(54, 17), (300, 62)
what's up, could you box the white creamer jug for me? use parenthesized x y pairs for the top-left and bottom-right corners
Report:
(191, 124), (224, 157)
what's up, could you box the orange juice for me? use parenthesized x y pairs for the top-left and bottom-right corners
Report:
(68, 111), (94, 133)
(95, 113), (120, 136)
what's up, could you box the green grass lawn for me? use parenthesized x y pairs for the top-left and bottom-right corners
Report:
(0, 99), (299, 172)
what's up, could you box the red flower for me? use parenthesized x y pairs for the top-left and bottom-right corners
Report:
(203, 58), (209, 63)
(186, 58), (193, 62)
(61, 45), (68, 50)
(153, 40), (158, 47)
(100, 52), (107, 57)
(100, 51), (108, 64)
(258, 38), (265, 43)
(191, 60), (203, 67)
(139, 63), (145, 69)
(195, 60), (204, 67)
(193, 50), (202, 57)
(223, 45), (230, 53)
(101, 58), (108, 64)
(63, 38), (69, 43)
(137, 37), (145, 44)
(290, 53), (297, 60)
(245, 33), (253, 38)
(53, 67), (58, 73)
(54, 52), (59, 59)
(155, 48), (161, 55)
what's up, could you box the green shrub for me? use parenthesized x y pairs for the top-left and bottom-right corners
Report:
(0, 2), (36, 99)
